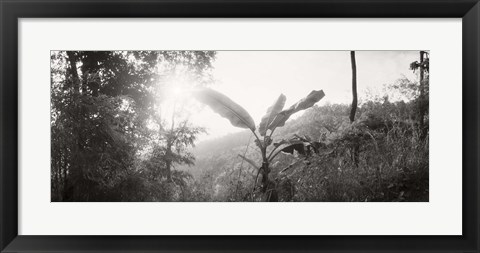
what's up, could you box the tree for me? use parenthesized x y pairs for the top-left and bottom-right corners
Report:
(51, 50), (216, 201)
(150, 118), (205, 182)
(194, 88), (325, 201)
(409, 51), (429, 139)
(141, 118), (204, 201)
(349, 51), (359, 166)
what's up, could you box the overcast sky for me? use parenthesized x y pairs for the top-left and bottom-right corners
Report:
(186, 51), (420, 141)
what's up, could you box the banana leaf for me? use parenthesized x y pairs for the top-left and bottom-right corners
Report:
(268, 90), (325, 131)
(258, 94), (286, 136)
(194, 88), (256, 131)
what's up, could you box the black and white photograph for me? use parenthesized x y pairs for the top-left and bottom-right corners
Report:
(51, 50), (429, 202)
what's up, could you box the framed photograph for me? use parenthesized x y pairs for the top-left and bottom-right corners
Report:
(1, 0), (479, 252)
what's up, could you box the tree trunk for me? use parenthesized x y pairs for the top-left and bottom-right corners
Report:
(350, 51), (359, 167)
(419, 51), (426, 140)
(66, 51), (80, 94)
(80, 52), (101, 96)
(166, 161), (172, 181)
(165, 145), (173, 182)
(260, 147), (278, 202)
(350, 51), (358, 123)
(64, 51), (83, 201)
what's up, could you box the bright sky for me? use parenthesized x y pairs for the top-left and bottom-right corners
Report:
(184, 51), (420, 141)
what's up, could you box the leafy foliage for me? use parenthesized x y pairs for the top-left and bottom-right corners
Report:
(194, 88), (256, 131)
(51, 51), (215, 201)
(268, 90), (325, 132)
(52, 50), (429, 202)
(186, 73), (428, 202)
(258, 94), (286, 136)
(193, 88), (325, 201)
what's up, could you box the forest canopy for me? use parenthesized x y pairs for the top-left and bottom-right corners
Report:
(51, 51), (216, 201)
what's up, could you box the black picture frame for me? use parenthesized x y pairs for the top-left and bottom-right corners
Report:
(1, 0), (479, 252)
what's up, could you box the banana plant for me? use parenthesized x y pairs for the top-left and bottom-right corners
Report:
(194, 88), (325, 201)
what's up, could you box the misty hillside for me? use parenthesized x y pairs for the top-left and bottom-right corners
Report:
(184, 104), (344, 176)
(181, 99), (428, 202)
